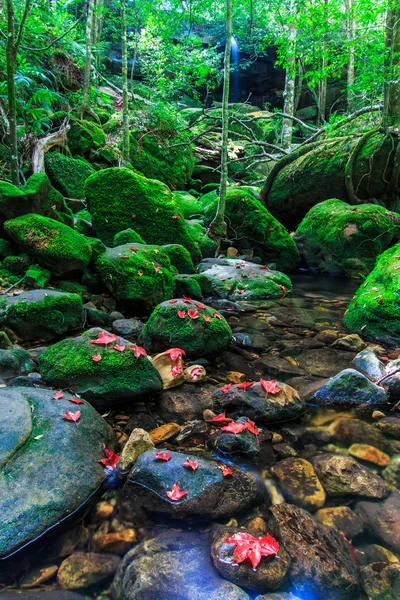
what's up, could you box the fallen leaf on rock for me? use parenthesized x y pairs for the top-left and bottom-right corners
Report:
(238, 381), (254, 389)
(63, 410), (81, 425)
(137, 271), (143, 276)
(218, 464), (233, 477)
(166, 483), (188, 501)
(131, 345), (147, 359)
(172, 214), (180, 219)
(194, 302), (206, 309)
(203, 315), (212, 323)
(225, 531), (280, 569)
(244, 418), (260, 436)
(221, 384), (233, 393)
(188, 309), (200, 319)
(92, 354), (102, 362)
(214, 313), (223, 320)
(183, 296), (192, 303)
(169, 299), (178, 304)
(206, 411), (233, 425)
(260, 378), (280, 395)
(183, 458), (198, 471)
(188, 366), (203, 379)
(114, 345), (126, 352)
(177, 310), (186, 319)
(53, 390), (64, 400)
(90, 331), (118, 345)
(129, 246), (137, 253)
(69, 397), (85, 405)
(221, 421), (248, 434)
(155, 452), (171, 461)
(172, 364), (184, 377)
(100, 444), (120, 469)
(165, 348), (186, 362)
(279, 285), (287, 300)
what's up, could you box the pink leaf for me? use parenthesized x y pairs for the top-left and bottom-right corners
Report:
(169, 299), (178, 304)
(155, 452), (171, 461)
(221, 421), (248, 434)
(218, 463), (234, 477)
(203, 315), (212, 323)
(225, 532), (280, 569)
(183, 296), (193, 303)
(221, 384), (232, 393)
(206, 411), (233, 426)
(183, 458), (199, 471)
(92, 354), (102, 362)
(166, 483), (188, 501)
(69, 397), (85, 405)
(188, 309), (200, 319)
(53, 390), (64, 400)
(164, 348), (186, 363)
(213, 313), (223, 320)
(63, 410), (81, 425)
(114, 344), (126, 352)
(260, 379), (280, 395)
(100, 444), (120, 469)
(172, 364), (184, 377)
(90, 331), (118, 345)
(177, 310), (186, 319)
(130, 345), (147, 359)
(237, 381), (254, 389)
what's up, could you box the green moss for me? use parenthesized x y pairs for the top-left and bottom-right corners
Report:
(0, 290), (83, 341)
(173, 191), (203, 218)
(67, 119), (106, 155)
(185, 219), (216, 258)
(75, 209), (92, 222)
(85, 167), (201, 261)
(54, 281), (88, 298)
(4, 214), (92, 276)
(25, 264), (51, 288)
(162, 244), (194, 274)
(113, 228), (146, 246)
(140, 299), (232, 357)
(87, 237), (106, 261)
(202, 187), (300, 272)
(191, 273), (213, 295)
(93, 147), (119, 165)
(95, 243), (175, 309)
(343, 244), (400, 346)
(45, 152), (95, 199)
(3, 254), (30, 275)
(294, 199), (400, 277)
(174, 275), (203, 300)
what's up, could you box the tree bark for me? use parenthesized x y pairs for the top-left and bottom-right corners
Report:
(32, 124), (69, 173)
(281, 0), (297, 150)
(121, 0), (130, 163)
(208, 0), (232, 255)
(345, 0), (356, 112)
(80, 0), (95, 117)
(386, 3), (400, 127)
(5, 0), (19, 185)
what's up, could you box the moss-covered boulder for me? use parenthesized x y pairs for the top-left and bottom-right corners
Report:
(67, 118), (106, 155)
(185, 219), (217, 258)
(140, 299), (232, 358)
(24, 264), (51, 289)
(4, 214), (92, 276)
(85, 168), (201, 260)
(202, 187), (300, 271)
(95, 244), (175, 310)
(173, 191), (203, 218)
(343, 244), (400, 345)
(3, 253), (30, 275)
(45, 152), (95, 200)
(0, 386), (114, 559)
(0, 173), (73, 228)
(197, 257), (292, 301)
(39, 328), (163, 408)
(0, 289), (83, 341)
(294, 200), (400, 277)
(113, 228), (146, 246)
(162, 244), (194, 274)
(174, 275), (203, 300)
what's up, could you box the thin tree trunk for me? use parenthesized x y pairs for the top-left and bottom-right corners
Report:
(345, 0), (356, 112)
(5, 0), (19, 185)
(80, 0), (95, 117)
(281, 0), (297, 150)
(294, 63), (303, 111)
(121, 0), (130, 163)
(385, 3), (400, 127)
(208, 0), (232, 255)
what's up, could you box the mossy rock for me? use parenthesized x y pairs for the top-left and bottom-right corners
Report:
(87, 237), (106, 261)
(45, 152), (95, 200)
(67, 118), (106, 155)
(113, 228), (146, 246)
(3, 254), (30, 275)
(173, 191), (203, 218)
(294, 199), (400, 277)
(39, 327), (163, 408)
(202, 187), (300, 272)
(140, 299), (232, 358)
(174, 275), (203, 300)
(85, 168), (201, 261)
(0, 289), (83, 341)
(197, 258), (292, 301)
(343, 244), (400, 346)
(95, 244), (175, 310)
(0, 173), (73, 228)
(162, 244), (194, 274)
(25, 264), (51, 289)
(185, 219), (217, 258)
(4, 214), (92, 276)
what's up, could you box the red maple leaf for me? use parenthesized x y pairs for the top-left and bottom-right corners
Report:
(114, 344), (126, 352)
(169, 299), (178, 304)
(194, 302), (206, 310)
(183, 296), (193, 303)
(183, 458), (199, 471)
(164, 348), (186, 362)
(130, 246), (137, 253)
(131, 345), (147, 359)
(155, 452), (171, 461)
(63, 410), (81, 425)
(203, 315), (212, 323)
(279, 285), (287, 300)
(137, 271), (143, 277)
(189, 366), (203, 379)
(53, 390), (63, 400)
(225, 532), (280, 569)
(218, 463), (234, 477)
(120, 255), (130, 259)
(214, 313), (223, 320)
(177, 310), (186, 319)
(207, 411), (233, 426)
(172, 214), (180, 219)
(221, 421), (248, 434)
(172, 364), (184, 377)
(100, 444), (120, 469)
(244, 418), (260, 436)
(340, 532), (361, 564)
(260, 379), (280, 395)
(221, 384), (233, 393)
(166, 483), (188, 501)
(92, 354), (102, 362)
(259, 265), (269, 270)
(188, 309), (200, 319)
(238, 381), (254, 389)
(90, 331), (118, 345)
(69, 397), (85, 405)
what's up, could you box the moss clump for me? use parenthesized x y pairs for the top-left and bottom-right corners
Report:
(202, 187), (300, 272)
(140, 299), (232, 358)
(4, 214), (92, 276)
(173, 191), (203, 218)
(162, 244), (194, 274)
(67, 119), (106, 155)
(87, 237), (106, 260)
(75, 209), (92, 222)
(39, 328), (162, 407)
(85, 168), (201, 261)
(0, 289), (83, 341)
(294, 199), (400, 277)
(343, 244), (400, 346)
(113, 228), (146, 246)
(174, 275), (203, 300)
(185, 219), (216, 258)
(3, 254), (30, 275)
(95, 243), (175, 310)
(25, 264), (51, 288)
(45, 152), (95, 199)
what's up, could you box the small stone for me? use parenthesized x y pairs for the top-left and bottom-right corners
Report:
(311, 369), (387, 407)
(20, 564), (58, 588)
(365, 544), (399, 564)
(91, 529), (137, 553)
(383, 455), (400, 486)
(203, 409), (216, 421)
(149, 422), (181, 444)
(93, 501), (114, 520)
(315, 330), (339, 344)
(227, 371), (247, 384)
(272, 433), (283, 444)
(356, 491), (400, 554)
(332, 334), (365, 352)
(273, 443), (298, 458)
(272, 458), (326, 511)
(372, 411), (386, 420)
(119, 428), (155, 472)
(375, 416), (400, 440)
(315, 506), (364, 539)
(184, 365), (207, 383)
(246, 517), (268, 536)
(329, 418), (393, 453)
(348, 443), (390, 467)
(57, 551), (120, 589)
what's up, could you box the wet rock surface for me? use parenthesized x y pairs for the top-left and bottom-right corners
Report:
(355, 491), (400, 554)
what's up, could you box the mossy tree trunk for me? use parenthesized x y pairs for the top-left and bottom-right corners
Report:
(281, 0), (297, 150)
(5, 0), (32, 186)
(121, 0), (130, 163)
(80, 0), (95, 118)
(385, 2), (400, 127)
(345, 0), (356, 112)
(208, 0), (232, 255)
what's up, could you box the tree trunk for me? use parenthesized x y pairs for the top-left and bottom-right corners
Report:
(32, 124), (69, 173)
(80, 0), (95, 117)
(384, 2), (400, 127)
(281, 0), (297, 151)
(345, 0), (356, 112)
(121, 0), (130, 163)
(6, 0), (19, 186)
(208, 0), (232, 255)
